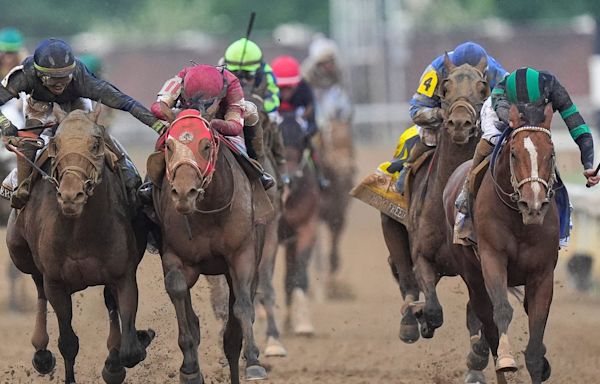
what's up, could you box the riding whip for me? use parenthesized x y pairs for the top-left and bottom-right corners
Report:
(585, 161), (600, 188)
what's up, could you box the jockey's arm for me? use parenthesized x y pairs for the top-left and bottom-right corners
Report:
(0, 69), (27, 136)
(262, 66), (280, 114)
(409, 65), (443, 129)
(80, 71), (165, 133)
(549, 77), (594, 171)
(491, 78), (510, 124)
(151, 75), (182, 121)
(211, 72), (244, 136)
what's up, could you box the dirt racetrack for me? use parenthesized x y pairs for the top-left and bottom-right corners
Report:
(1, 144), (599, 384)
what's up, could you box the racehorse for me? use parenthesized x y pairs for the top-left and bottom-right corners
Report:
(279, 114), (320, 335)
(147, 109), (268, 383)
(318, 118), (355, 298)
(444, 103), (558, 384)
(6, 105), (153, 384)
(382, 55), (491, 382)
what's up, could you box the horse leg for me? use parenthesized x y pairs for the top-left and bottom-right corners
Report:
(30, 273), (55, 375)
(413, 254), (442, 338)
(228, 243), (267, 381)
(163, 257), (202, 384)
(287, 216), (317, 336)
(381, 214), (420, 343)
(206, 275), (229, 336)
(524, 272), (554, 383)
(101, 287), (126, 384)
(8, 262), (21, 311)
(223, 273), (243, 384)
(44, 280), (79, 384)
(259, 219), (286, 357)
(480, 250), (517, 373)
(115, 274), (153, 369)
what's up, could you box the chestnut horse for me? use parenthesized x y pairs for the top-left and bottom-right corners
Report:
(382, 56), (491, 382)
(279, 114), (320, 335)
(6, 106), (153, 384)
(148, 109), (269, 383)
(444, 103), (558, 384)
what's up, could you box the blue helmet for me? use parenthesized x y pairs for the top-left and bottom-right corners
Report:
(451, 42), (487, 67)
(33, 38), (76, 78)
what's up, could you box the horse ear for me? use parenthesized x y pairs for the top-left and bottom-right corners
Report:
(159, 102), (176, 123)
(146, 150), (166, 186)
(508, 104), (522, 129)
(475, 55), (487, 74)
(542, 102), (553, 129)
(88, 102), (102, 123)
(443, 52), (456, 72)
(52, 103), (68, 123)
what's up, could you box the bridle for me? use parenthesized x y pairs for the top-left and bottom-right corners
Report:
(491, 125), (557, 211)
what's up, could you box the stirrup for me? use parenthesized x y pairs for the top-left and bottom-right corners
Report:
(260, 173), (276, 190)
(138, 181), (153, 206)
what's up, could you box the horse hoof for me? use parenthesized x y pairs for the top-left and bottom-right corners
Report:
(245, 365), (268, 381)
(180, 370), (203, 384)
(467, 349), (490, 371)
(137, 329), (156, 348)
(32, 349), (55, 375)
(464, 369), (486, 384)
(419, 323), (435, 339)
(264, 336), (287, 357)
(542, 357), (551, 382)
(120, 346), (146, 369)
(495, 355), (518, 373)
(102, 365), (126, 384)
(399, 323), (420, 344)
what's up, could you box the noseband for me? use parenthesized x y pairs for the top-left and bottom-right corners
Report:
(49, 140), (105, 196)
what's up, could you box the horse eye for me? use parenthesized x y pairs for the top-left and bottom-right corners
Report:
(91, 141), (100, 153)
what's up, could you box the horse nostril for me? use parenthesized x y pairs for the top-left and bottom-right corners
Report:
(74, 192), (86, 203)
(517, 201), (529, 213)
(188, 188), (199, 198)
(171, 188), (179, 198)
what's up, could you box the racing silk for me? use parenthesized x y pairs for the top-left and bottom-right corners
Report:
(492, 71), (594, 170)
(151, 66), (245, 136)
(253, 62), (280, 113)
(409, 53), (508, 129)
(279, 79), (318, 137)
(0, 56), (162, 131)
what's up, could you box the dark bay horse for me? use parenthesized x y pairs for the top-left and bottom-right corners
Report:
(382, 56), (491, 381)
(148, 109), (268, 383)
(279, 115), (320, 335)
(444, 104), (558, 384)
(6, 106), (153, 384)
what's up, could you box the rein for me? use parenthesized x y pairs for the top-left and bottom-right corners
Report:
(50, 149), (104, 196)
(195, 146), (235, 215)
(491, 125), (556, 211)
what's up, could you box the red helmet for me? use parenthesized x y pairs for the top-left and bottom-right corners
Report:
(180, 65), (227, 105)
(271, 55), (301, 87)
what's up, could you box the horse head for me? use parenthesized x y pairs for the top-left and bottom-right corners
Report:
(164, 109), (219, 215)
(49, 104), (105, 217)
(280, 114), (310, 190)
(508, 103), (555, 225)
(439, 53), (489, 144)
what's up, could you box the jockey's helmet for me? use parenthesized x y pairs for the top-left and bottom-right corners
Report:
(271, 55), (301, 87)
(181, 65), (228, 110)
(224, 38), (262, 73)
(0, 27), (23, 53)
(451, 42), (488, 67)
(505, 67), (544, 104)
(33, 38), (76, 78)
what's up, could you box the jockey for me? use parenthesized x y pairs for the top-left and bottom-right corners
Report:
(0, 38), (166, 209)
(271, 54), (329, 189)
(454, 67), (598, 244)
(0, 27), (26, 79)
(223, 38), (280, 188)
(149, 63), (275, 189)
(399, 42), (508, 184)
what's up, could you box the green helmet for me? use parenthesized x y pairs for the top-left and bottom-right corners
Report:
(505, 67), (543, 104)
(79, 53), (103, 75)
(224, 38), (262, 72)
(0, 27), (24, 53)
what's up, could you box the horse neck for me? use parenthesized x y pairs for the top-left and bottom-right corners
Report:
(494, 140), (516, 193)
(432, 127), (479, 187)
(197, 145), (234, 211)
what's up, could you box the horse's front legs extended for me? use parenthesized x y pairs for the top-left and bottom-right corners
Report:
(413, 254), (442, 338)
(31, 273), (56, 375)
(44, 279), (79, 384)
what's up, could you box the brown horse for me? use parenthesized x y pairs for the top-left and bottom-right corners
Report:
(279, 114), (320, 335)
(6, 106), (153, 384)
(444, 103), (558, 384)
(318, 118), (355, 298)
(382, 56), (491, 381)
(148, 109), (268, 383)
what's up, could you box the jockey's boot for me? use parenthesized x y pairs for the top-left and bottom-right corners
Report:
(308, 141), (330, 190)
(453, 139), (494, 245)
(103, 133), (142, 207)
(244, 124), (275, 190)
(396, 139), (430, 194)
(11, 147), (36, 209)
